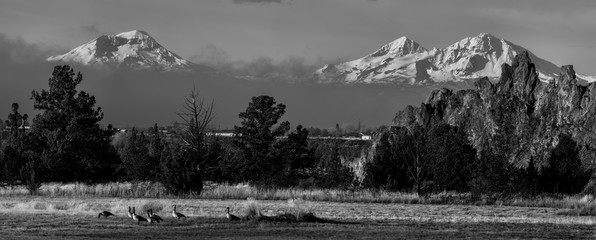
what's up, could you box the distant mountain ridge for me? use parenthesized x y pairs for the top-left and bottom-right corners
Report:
(47, 30), (214, 72)
(313, 33), (596, 85)
(47, 31), (596, 84)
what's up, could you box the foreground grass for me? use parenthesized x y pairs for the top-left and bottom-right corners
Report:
(0, 197), (594, 240)
(1, 182), (595, 211)
(0, 197), (594, 225)
(1, 213), (595, 240)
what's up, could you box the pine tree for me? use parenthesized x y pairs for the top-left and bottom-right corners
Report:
(30, 65), (117, 182)
(233, 95), (290, 184)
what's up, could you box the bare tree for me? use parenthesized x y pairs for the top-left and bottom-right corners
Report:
(403, 147), (427, 196)
(160, 85), (215, 195)
(400, 126), (428, 196)
(177, 85), (215, 172)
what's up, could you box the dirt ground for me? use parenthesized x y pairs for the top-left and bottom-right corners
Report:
(0, 197), (594, 239)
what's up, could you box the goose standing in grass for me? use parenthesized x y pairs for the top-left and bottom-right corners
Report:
(149, 209), (163, 222)
(127, 206), (133, 219)
(172, 205), (186, 220)
(226, 207), (240, 221)
(98, 211), (114, 218)
(146, 210), (159, 224)
(132, 207), (147, 224)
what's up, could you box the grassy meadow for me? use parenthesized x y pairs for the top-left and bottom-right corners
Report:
(1, 182), (596, 210)
(1, 182), (595, 239)
(0, 196), (595, 239)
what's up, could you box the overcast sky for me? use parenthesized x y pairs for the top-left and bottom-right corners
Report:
(1, 0), (596, 74)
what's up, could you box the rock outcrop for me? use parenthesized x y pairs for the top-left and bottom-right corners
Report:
(389, 51), (596, 169)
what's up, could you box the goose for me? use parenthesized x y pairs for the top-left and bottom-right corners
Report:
(131, 207), (147, 224)
(98, 211), (114, 218)
(146, 210), (159, 224)
(172, 205), (186, 219)
(149, 209), (163, 222)
(127, 206), (133, 219)
(226, 207), (240, 221)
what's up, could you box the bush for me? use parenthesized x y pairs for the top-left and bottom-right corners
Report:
(581, 178), (596, 196)
(538, 134), (593, 194)
(159, 143), (203, 195)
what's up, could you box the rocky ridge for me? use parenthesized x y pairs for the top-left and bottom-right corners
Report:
(390, 51), (596, 169)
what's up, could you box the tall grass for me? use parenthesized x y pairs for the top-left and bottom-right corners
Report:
(0, 182), (169, 198)
(0, 182), (594, 210)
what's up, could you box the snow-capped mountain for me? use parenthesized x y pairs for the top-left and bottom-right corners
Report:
(313, 33), (593, 85)
(47, 30), (211, 72)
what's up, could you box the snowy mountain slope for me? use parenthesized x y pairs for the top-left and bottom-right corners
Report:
(47, 30), (212, 72)
(313, 33), (593, 85)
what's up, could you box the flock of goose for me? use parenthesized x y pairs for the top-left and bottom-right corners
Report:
(97, 205), (240, 224)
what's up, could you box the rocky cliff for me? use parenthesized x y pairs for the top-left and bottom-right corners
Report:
(390, 51), (596, 169)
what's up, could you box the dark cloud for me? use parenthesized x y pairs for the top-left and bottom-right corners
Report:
(232, 0), (284, 4)
(190, 44), (341, 83)
(0, 34), (58, 123)
(0, 34), (56, 63)
(0, 34), (429, 129)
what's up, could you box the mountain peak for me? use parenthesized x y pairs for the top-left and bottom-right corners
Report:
(368, 36), (426, 58)
(115, 30), (151, 39)
(47, 30), (206, 72)
(447, 33), (505, 53)
(313, 32), (586, 85)
(476, 32), (495, 38)
(116, 30), (150, 38)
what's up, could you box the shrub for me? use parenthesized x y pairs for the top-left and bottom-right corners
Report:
(242, 198), (261, 220)
(159, 143), (203, 195)
(581, 178), (596, 196)
(538, 134), (593, 194)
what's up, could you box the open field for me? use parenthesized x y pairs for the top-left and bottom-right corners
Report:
(0, 197), (594, 239)
(2, 182), (596, 210)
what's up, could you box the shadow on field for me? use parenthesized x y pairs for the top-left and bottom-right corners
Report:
(2, 210), (595, 239)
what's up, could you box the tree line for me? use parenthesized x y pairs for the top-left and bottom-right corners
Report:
(0, 65), (592, 197)
(0, 65), (356, 194)
(365, 116), (593, 198)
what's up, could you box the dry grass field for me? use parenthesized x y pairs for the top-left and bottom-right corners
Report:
(0, 197), (594, 239)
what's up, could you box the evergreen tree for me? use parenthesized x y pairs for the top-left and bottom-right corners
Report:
(269, 125), (317, 187)
(202, 136), (225, 182)
(1, 102), (45, 193)
(118, 128), (151, 181)
(363, 127), (411, 190)
(5, 103), (28, 134)
(314, 139), (354, 189)
(538, 134), (592, 194)
(159, 141), (203, 195)
(30, 65), (117, 182)
(147, 123), (164, 180)
(426, 124), (476, 191)
(233, 95), (290, 184)
(1, 103), (29, 183)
